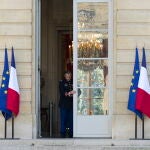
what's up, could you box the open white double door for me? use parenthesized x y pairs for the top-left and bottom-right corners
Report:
(36, 0), (112, 138)
(73, 0), (112, 137)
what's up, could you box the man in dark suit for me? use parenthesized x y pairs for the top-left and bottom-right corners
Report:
(59, 71), (75, 138)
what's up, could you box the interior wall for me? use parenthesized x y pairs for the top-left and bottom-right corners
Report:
(41, 0), (73, 136)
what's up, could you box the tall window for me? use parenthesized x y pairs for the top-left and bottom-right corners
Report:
(76, 2), (109, 115)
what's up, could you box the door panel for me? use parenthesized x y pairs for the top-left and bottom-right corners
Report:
(73, 0), (112, 137)
(76, 116), (111, 136)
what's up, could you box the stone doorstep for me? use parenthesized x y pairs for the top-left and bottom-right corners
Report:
(0, 139), (150, 147)
(0, 140), (150, 150)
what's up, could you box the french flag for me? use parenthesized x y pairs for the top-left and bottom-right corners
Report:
(6, 47), (20, 116)
(136, 48), (150, 118)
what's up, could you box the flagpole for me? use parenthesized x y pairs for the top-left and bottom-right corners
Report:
(12, 115), (14, 139)
(135, 115), (137, 139)
(142, 116), (144, 139)
(4, 113), (7, 139)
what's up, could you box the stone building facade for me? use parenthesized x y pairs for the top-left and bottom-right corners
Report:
(0, 0), (150, 139)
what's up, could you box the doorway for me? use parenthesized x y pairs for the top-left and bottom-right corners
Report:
(38, 0), (112, 138)
(40, 0), (73, 138)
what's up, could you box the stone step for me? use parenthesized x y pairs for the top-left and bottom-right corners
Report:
(0, 139), (150, 150)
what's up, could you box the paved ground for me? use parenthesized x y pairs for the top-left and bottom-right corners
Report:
(0, 139), (150, 150)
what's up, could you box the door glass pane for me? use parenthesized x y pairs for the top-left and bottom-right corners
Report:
(77, 88), (108, 115)
(78, 32), (108, 58)
(77, 2), (108, 59)
(76, 2), (109, 116)
(78, 3), (108, 30)
(77, 60), (108, 87)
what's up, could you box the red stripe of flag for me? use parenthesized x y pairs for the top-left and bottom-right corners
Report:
(7, 88), (20, 116)
(136, 88), (150, 118)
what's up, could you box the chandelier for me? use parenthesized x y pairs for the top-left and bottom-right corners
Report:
(78, 39), (103, 58)
(68, 32), (108, 72)
(78, 31), (107, 58)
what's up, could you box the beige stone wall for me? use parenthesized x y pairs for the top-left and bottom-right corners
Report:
(113, 0), (150, 139)
(0, 0), (33, 138)
(1, 0), (150, 140)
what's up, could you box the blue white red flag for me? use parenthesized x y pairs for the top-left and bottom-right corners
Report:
(7, 47), (20, 116)
(136, 48), (150, 118)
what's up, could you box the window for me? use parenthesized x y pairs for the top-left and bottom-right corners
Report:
(76, 2), (109, 116)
